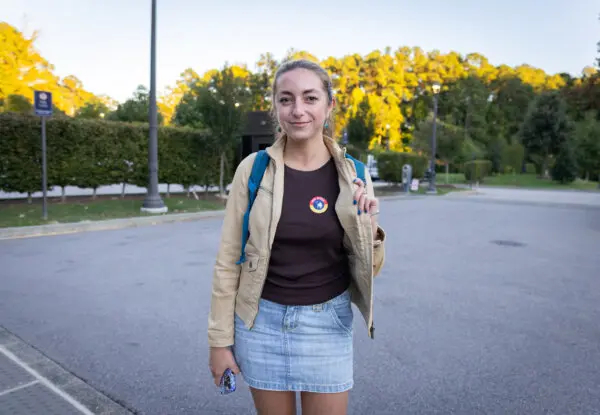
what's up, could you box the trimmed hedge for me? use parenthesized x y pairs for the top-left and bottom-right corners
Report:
(376, 151), (429, 184)
(0, 113), (222, 197)
(464, 160), (492, 182)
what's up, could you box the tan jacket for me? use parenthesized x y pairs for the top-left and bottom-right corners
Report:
(207, 135), (386, 348)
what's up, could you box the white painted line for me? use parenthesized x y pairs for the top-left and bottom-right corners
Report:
(0, 380), (39, 397)
(0, 345), (94, 415)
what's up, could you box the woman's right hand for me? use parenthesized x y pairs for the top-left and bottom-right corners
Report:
(209, 347), (241, 386)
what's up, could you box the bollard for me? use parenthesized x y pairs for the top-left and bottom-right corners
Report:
(402, 164), (413, 193)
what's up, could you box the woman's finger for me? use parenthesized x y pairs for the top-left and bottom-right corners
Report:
(353, 178), (364, 204)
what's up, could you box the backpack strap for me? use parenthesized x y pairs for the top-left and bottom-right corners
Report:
(237, 150), (271, 265)
(344, 153), (367, 190)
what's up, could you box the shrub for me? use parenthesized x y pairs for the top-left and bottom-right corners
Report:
(525, 163), (536, 174)
(464, 160), (492, 183)
(0, 112), (222, 197)
(376, 151), (429, 184)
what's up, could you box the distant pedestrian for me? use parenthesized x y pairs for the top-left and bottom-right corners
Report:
(208, 59), (386, 415)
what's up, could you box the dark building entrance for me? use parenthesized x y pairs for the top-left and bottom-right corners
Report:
(236, 111), (275, 167)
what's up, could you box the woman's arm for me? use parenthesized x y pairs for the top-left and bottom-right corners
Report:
(207, 154), (255, 348)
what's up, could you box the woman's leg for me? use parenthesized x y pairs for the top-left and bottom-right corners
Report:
(250, 388), (297, 415)
(300, 391), (349, 415)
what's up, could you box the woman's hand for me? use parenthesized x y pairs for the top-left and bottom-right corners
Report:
(353, 178), (380, 239)
(209, 347), (240, 386)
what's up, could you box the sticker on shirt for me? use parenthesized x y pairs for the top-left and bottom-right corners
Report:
(309, 196), (328, 214)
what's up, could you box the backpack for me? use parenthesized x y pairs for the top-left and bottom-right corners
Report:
(236, 150), (367, 264)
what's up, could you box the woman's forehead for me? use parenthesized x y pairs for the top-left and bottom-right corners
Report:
(276, 68), (323, 94)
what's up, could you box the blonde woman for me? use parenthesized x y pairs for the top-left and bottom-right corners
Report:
(208, 59), (386, 415)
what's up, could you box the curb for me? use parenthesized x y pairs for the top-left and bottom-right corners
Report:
(0, 210), (226, 240)
(0, 326), (134, 415)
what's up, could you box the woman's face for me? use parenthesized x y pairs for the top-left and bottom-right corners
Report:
(274, 68), (333, 142)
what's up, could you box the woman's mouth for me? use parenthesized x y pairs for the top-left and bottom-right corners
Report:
(290, 122), (310, 128)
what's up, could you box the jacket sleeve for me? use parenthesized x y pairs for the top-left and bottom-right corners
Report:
(365, 168), (386, 278)
(207, 154), (255, 348)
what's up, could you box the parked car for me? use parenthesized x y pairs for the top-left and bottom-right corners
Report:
(367, 154), (379, 181)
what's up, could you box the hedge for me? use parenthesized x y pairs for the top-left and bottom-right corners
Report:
(0, 113), (222, 198)
(376, 151), (429, 184)
(464, 160), (492, 183)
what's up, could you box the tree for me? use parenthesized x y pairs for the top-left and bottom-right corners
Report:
(106, 85), (164, 124)
(346, 96), (375, 153)
(412, 115), (465, 182)
(0, 94), (33, 113)
(551, 139), (578, 183)
(573, 111), (600, 181)
(519, 91), (573, 177)
(174, 66), (251, 196)
(75, 101), (110, 119)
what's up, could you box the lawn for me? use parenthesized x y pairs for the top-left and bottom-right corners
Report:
(438, 173), (599, 191)
(0, 195), (225, 228)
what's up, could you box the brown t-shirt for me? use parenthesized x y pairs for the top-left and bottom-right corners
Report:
(261, 157), (350, 306)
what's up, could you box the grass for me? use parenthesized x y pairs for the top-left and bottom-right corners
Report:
(438, 173), (599, 191)
(0, 195), (225, 228)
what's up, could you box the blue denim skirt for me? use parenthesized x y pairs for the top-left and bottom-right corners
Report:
(233, 289), (354, 393)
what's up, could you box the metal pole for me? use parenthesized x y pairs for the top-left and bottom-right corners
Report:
(41, 116), (48, 220)
(141, 0), (167, 213)
(428, 94), (438, 194)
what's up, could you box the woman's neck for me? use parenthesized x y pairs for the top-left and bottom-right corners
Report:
(283, 134), (331, 171)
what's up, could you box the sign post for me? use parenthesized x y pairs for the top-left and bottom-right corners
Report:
(34, 91), (53, 220)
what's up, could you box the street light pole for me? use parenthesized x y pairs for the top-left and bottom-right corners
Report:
(142, 0), (167, 213)
(427, 82), (440, 194)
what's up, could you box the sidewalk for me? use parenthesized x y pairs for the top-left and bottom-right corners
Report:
(0, 327), (133, 415)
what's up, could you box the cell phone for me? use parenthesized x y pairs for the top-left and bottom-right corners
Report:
(219, 368), (236, 395)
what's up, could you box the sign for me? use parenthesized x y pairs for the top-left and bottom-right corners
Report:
(410, 179), (420, 192)
(34, 91), (53, 116)
(342, 129), (348, 145)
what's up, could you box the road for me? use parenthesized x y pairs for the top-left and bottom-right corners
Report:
(1, 189), (599, 414)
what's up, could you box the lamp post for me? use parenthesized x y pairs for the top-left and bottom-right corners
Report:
(142, 0), (167, 213)
(427, 82), (441, 194)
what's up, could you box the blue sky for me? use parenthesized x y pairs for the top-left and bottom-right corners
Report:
(4, 0), (599, 103)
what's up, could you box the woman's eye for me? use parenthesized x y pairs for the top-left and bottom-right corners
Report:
(279, 97), (290, 104)
(306, 96), (318, 102)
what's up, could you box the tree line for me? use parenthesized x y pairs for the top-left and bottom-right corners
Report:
(1, 20), (599, 190)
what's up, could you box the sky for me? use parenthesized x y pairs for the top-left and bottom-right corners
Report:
(4, 0), (599, 103)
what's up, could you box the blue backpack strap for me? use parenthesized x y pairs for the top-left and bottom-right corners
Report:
(344, 153), (367, 189)
(237, 150), (271, 265)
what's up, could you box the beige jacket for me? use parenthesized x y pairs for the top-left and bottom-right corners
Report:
(207, 135), (386, 348)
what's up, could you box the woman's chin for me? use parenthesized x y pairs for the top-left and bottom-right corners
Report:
(286, 128), (321, 142)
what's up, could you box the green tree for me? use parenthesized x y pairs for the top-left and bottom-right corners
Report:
(174, 65), (251, 196)
(412, 115), (465, 182)
(0, 94), (33, 113)
(75, 101), (110, 119)
(551, 139), (578, 183)
(519, 91), (573, 177)
(573, 111), (600, 181)
(106, 85), (164, 124)
(346, 96), (375, 153)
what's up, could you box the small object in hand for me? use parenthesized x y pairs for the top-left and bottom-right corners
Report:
(219, 368), (236, 395)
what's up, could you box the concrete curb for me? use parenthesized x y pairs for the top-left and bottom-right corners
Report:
(0, 210), (226, 240)
(0, 326), (134, 415)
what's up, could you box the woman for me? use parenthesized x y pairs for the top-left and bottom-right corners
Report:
(208, 59), (386, 415)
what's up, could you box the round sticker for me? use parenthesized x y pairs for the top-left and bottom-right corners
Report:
(309, 196), (328, 214)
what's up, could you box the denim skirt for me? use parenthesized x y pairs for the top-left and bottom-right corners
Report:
(233, 289), (354, 393)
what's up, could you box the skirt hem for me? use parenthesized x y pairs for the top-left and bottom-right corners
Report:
(243, 374), (353, 393)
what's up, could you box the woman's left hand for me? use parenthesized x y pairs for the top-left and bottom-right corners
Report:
(353, 178), (379, 239)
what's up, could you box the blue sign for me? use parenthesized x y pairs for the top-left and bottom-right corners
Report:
(34, 91), (53, 116)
